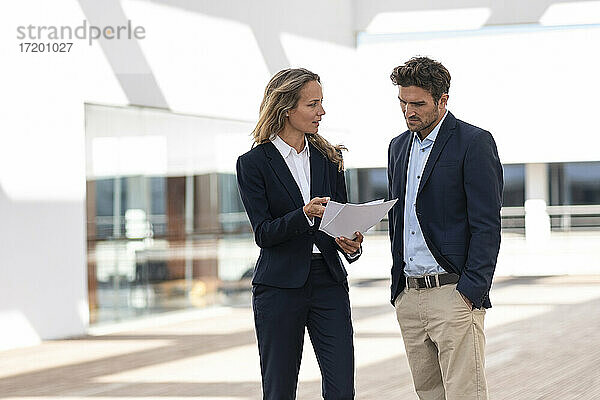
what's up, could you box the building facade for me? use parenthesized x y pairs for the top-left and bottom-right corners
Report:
(2, 0), (599, 350)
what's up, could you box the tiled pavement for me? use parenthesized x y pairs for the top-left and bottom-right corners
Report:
(2, 275), (600, 399)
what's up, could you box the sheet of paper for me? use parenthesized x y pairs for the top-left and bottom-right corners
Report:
(361, 199), (384, 205)
(320, 199), (345, 228)
(319, 199), (397, 239)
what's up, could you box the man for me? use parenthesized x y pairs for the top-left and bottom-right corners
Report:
(387, 56), (503, 400)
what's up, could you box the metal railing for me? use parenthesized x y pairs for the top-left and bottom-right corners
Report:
(547, 205), (600, 231)
(500, 205), (600, 232)
(88, 205), (600, 242)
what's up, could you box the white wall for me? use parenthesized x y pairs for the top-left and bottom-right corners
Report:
(0, 0), (127, 350)
(353, 25), (600, 167)
(352, 0), (600, 29)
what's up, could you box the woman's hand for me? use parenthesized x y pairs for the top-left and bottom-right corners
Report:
(336, 231), (364, 255)
(303, 196), (329, 219)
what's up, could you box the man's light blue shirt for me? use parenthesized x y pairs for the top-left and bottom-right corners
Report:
(403, 111), (448, 277)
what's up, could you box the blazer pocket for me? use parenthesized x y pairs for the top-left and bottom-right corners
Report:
(441, 243), (466, 255)
(437, 160), (460, 188)
(438, 160), (459, 167)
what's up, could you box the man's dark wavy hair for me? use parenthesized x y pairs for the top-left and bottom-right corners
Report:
(390, 56), (451, 104)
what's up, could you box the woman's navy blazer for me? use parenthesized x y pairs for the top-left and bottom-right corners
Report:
(236, 141), (360, 288)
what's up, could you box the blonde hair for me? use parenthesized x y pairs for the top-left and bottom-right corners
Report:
(252, 68), (347, 171)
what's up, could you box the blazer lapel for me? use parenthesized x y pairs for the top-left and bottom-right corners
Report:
(264, 141), (304, 208)
(397, 133), (413, 204)
(309, 143), (326, 198)
(418, 112), (457, 195)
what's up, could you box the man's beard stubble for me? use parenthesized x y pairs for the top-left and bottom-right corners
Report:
(407, 109), (439, 138)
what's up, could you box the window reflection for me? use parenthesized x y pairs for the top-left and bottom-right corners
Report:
(502, 164), (525, 207)
(86, 160), (598, 324)
(550, 162), (600, 206)
(548, 162), (600, 231)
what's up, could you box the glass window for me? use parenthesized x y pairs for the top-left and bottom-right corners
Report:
(549, 162), (600, 205)
(96, 178), (115, 217)
(344, 169), (359, 203)
(356, 168), (388, 203)
(502, 164), (525, 207)
(219, 173), (245, 214)
(564, 162), (600, 205)
(219, 173), (249, 233)
(94, 177), (127, 238)
(150, 177), (166, 215)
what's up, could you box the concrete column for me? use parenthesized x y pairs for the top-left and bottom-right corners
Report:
(524, 163), (551, 242)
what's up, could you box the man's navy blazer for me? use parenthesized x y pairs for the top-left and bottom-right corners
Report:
(387, 112), (503, 309)
(236, 141), (360, 288)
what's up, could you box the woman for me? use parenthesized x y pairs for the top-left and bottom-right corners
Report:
(236, 68), (364, 400)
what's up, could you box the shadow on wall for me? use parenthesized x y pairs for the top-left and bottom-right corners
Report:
(0, 183), (88, 350)
(143, 0), (356, 73)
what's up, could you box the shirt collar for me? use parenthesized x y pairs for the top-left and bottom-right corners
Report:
(413, 110), (448, 143)
(272, 134), (310, 158)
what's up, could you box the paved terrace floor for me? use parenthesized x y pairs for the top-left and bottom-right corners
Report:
(2, 275), (600, 400)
